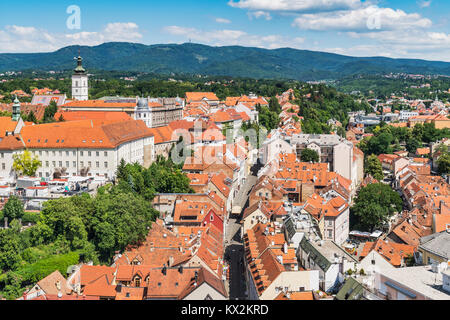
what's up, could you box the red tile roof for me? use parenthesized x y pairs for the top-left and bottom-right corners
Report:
(20, 119), (153, 149)
(185, 92), (219, 103)
(54, 111), (131, 122)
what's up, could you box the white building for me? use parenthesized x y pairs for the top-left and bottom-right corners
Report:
(399, 111), (419, 121)
(260, 132), (296, 165)
(298, 237), (358, 292)
(291, 134), (357, 189)
(1, 119), (155, 180)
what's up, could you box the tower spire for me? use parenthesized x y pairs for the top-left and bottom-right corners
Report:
(74, 50), (86, 75)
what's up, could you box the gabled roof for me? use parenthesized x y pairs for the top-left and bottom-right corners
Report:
(389, 219), (424, 247)
(335, 277), (364, 300)
(78, 265), (115, 287)
(62, 100), (137, 109)
(83, 274), (116, 298)
(20, 119), (153, 149)
(185, 92), (219, 102)
(210, 173), (231, 197)
(360, 239), (415, 267)
(148, 125), (176, 144)
(178, 267), (227, 299)
(35, 270), (70, 295)
(419, 230), (450, 259)
(0, 117), (19, 138)
(54, 111), (131, 122)
(0, 135), (25, 151)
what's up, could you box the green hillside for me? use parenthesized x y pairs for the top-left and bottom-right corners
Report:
(1, 42), (449, 81)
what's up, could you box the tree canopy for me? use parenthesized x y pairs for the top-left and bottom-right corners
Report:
(351, 183), (403, 232)
(12, 150), (42, 177)
(365, 155), (384, 181)
(2, 196), (24, 222)
(300, 148), (320, 163)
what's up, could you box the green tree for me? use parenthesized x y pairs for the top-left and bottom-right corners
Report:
(366, 132), (394, 155)
(406, 138), (421, 154)
(115, 159), (128, 181)
(412, 124), (424, 141)
(437, 153), (450, 175)
(269, 96), (281, 114)
(26, 111), (37, 123)
(2, 196), (24, 222)
(351, 183), (403, 231)
(300, 148), (320, 163)
(12, 150), (42, 177)
(39, 198), (88, 250)
(42, 100), (58, 123)
(0, 228), (23, 271)
(365, 155), (384, 181)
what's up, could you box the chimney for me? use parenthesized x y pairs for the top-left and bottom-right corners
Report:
(162, 264), (167, 276)
(178, 265), (183, 274)
(283, 243), (288, 254)
(168, 256), (174, 267)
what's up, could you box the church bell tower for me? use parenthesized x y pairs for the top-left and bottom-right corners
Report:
(72, 53), (89, 101)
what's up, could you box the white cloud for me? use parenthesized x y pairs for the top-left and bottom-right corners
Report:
(228, 0), (362, 13)
(103, 22), (142, 41)
(330, 30), (450, 61)
(292, 5), (432, 32)
(5, 25), (38, 36)
(0, 22), (143, 53)
(248, 11), (272, 21)
(417, 0), (432, 8)
(163, 25), (305, 49)
(215, 18), (232, 24)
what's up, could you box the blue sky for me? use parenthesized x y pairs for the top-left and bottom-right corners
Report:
(0, 0), (449, 61)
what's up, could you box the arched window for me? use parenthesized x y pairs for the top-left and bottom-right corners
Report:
(134, 276), (141, 287)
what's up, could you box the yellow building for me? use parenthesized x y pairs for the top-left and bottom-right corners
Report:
(417, 231), (450, 265)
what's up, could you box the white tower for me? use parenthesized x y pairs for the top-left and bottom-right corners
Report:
(72, 55), (89, 101)
(134, 97), (153, 128)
